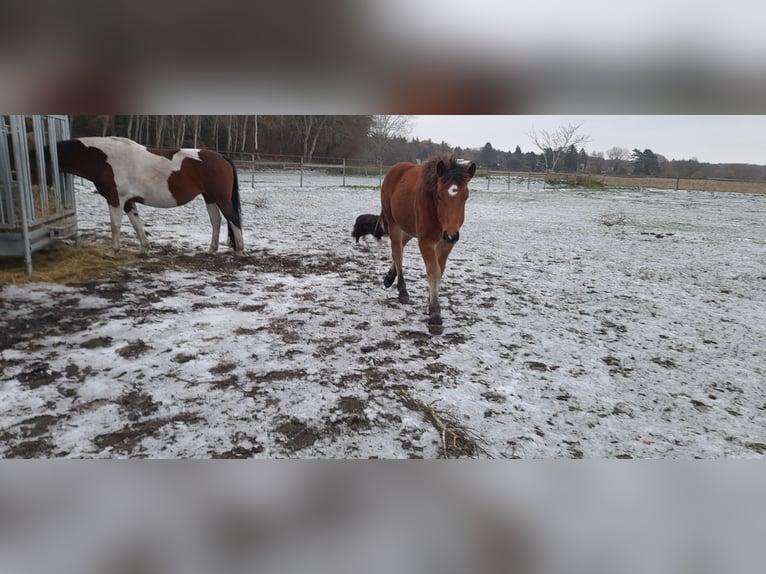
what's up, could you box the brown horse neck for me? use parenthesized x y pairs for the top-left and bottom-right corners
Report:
(414, 186), (442, 241)
(55, 139), (104, 180)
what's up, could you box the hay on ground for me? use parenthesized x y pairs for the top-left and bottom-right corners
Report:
(0, 242), (136, 285)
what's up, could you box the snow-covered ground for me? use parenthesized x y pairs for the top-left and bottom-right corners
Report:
(1, 170), (764, 458)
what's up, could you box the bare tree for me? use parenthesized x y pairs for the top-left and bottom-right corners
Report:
(193, 116), (201, 148)
(606, 145), (629, 173)
(529, 122), (590, 172)
(253, 115), (259, 158)
(97, 115), (110, 136)
(226, 115), (233, 152)
(241, 115), (248, 152)
(175, 115), (187, 147)
(296, 115), (329, 162)
(369, 115), (412, 161)
(155, 115), (167, 147)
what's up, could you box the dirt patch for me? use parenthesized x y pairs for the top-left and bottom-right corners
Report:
(211, 444), (265, 458)
(13, 414), (62, 439)
(116, 339), (152, 358)
(524, 361), (559, 373)
(248, 369), (307, 385)
(334, 396), (371, 432)
(652, 357), (678, 369)
(127, 249), (355, 280)
(4, 438), (55, 458)
(17, 363), (61, 388)
(81, 336), (114, 349)
(275, 418), (321, 452)
(118, 390), (160, 421)
(0, 299), (98, 352)
(210, 361), (238, 375)
(93, 413), (202, 455)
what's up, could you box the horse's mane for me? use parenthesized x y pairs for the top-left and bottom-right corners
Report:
(421, 153), (470, 194)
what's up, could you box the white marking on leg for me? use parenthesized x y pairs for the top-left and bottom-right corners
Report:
(447, 184), (458, 197)
(126, 206), (150, 254)
(428, 273), (441, 315)
(230, 225), (244, 253)
(106, 205), (123, 257)
(206, 202), (222, 253)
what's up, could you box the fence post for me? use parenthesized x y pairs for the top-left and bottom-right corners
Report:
(300, 156), (304, 188)
(251, 153), (255, 188)
(487, 167), (491, 191)
(342, 158), (346, 187)
(379, 160), (383, 187)
(507, 171), (510, 192)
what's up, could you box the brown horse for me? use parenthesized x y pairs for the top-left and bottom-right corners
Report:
(380, 154), (476, 334)
(35, 136), (243, 257)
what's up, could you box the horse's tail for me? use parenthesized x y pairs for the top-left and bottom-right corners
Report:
(223, 155), (241, 248)
(376, 212), (388, 237)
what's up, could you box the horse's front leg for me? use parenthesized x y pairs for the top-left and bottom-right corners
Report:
(436, 241), (454, 275)
(125, 203), (151, 256)
(206, 203), (222, 253)
(419, 239), (443, 334)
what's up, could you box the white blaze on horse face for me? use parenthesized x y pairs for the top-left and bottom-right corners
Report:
(78, 137), (202, 208)
(447, 184), (458, 197)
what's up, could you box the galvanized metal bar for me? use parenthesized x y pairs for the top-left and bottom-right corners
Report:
(10, 115), (34, 276)
(47, 116), (63, 211)
(32, 115), (49, 219)
(0, 116), (12, 227)
(59, 116), (75, 216)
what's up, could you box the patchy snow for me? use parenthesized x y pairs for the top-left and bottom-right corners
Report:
(1, 170), (764, 458)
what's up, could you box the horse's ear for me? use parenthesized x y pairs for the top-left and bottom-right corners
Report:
(466, 163), (477, 179)
(436, 160), (447, 178)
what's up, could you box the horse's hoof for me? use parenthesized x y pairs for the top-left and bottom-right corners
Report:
(103, 250), (116, 259)
(427, 322), (444, 335)
(398, 293), (410, 304)
(427, 313), (443, 335)
(384, 276), (395, 288)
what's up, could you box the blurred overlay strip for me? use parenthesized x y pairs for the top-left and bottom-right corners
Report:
(0, 462), (764, 574)
(1, 0), (765, 113)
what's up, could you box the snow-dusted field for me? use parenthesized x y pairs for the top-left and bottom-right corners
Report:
(1, 170), (765, 458)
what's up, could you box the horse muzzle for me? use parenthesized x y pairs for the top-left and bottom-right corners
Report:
(442, 230), (460, 244)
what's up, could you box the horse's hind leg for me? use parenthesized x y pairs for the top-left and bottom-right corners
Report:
(385, 230), (411, 303)
(206, 202), (222, 253)
(227, 221), (244, 253)
(212, 201), (244, 253)
(125, 202), (150, 256)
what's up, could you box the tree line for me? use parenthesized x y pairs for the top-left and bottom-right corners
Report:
(69, 115), (766, 181)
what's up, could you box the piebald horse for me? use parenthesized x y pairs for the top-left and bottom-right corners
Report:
(37, 136), (243, 256)
(381, 154), (476, 334)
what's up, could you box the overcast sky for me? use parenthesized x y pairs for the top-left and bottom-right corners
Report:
(409, 116), (766, 165)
